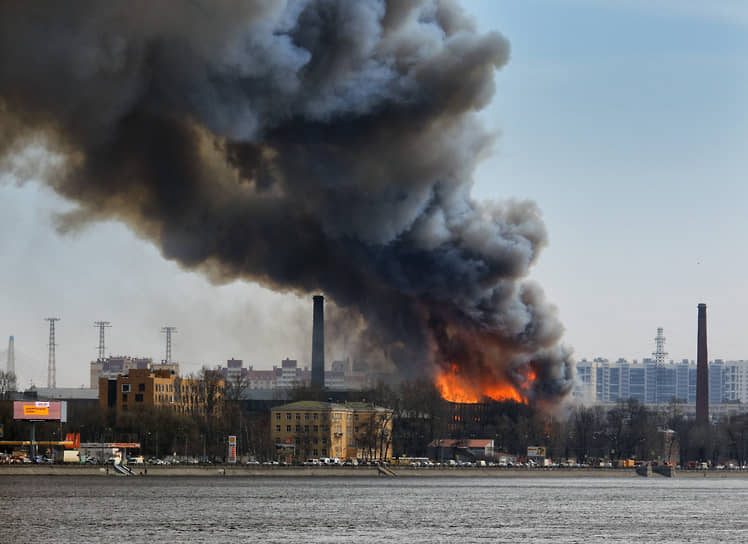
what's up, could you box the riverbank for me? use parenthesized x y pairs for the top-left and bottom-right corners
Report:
(2, 464), (748, 478)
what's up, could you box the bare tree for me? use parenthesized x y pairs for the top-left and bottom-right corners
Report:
(0, 371), (17, 400)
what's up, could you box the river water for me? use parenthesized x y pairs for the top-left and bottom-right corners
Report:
(2, 475), (747, 543)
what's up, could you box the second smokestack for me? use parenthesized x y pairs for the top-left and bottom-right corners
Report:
(311, 295), (325, 389)
(696, 303), (709, 424)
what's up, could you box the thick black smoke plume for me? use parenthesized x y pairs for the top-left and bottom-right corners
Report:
(0, 0), (573, 401)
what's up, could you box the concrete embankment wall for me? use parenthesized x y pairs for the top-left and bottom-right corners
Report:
(2, 465), (747, 478)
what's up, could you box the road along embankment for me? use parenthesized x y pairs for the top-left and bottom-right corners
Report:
(3, 464), (747, 478)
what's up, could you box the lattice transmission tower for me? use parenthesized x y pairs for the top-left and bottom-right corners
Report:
(94, 321), (111, 361)
(161, 326), (177, 364)
(653, 327), (668, 366)
(45, 317), (60, 388)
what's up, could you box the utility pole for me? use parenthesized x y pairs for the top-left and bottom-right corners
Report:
(94, 321), (111, 361)
(161, 326), (177, 364)
(44, 318), (60, 388)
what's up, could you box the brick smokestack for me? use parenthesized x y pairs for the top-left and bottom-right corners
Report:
(696, 303), (709, 424)
(311, 295), (325, 389)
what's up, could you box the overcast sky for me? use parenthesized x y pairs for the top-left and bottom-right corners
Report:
(1, 0), (747, 389)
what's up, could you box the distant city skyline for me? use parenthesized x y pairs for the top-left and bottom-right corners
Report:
(2, 1), (747, 389)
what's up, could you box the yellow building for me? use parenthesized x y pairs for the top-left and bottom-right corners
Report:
(99, 368), (221, 418)
(270, 401), (393, 463)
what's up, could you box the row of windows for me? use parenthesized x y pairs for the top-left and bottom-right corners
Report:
(120, 393), (144, 403)
(276, 424), (332, 434)
(274, 412), (362, 422)
(273, 429), (330, 445)
(276, 412), (326, 421)
(121, 383), (147, 393)
(272, 423), (364, 434)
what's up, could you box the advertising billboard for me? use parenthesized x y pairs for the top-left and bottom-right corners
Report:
(527, 446), (546, 457)
(13, 401), (67, 422)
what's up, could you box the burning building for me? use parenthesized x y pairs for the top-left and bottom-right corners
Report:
(0, 1), (573, 404)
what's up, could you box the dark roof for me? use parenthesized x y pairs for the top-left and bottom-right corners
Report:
(273, 400), (392, 412)
(427, 439), (494, 448)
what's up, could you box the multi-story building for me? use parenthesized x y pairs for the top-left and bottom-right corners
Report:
(270, 400), (393, 463)
(211, 357), (385, 393)
(723, 361), (748, 403)
(99, 368), (222, 419)
(274, 358), (311, 389)
(246, 369), (276, 389)
(217, 358), (247, 384)
(90, 356), (179, 389)
(574, 357), (748, 408)
(325, 360), (347, 390)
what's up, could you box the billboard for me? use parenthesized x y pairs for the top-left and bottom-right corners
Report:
(527, 446), (546, 457)
(13, 401), (67, 422)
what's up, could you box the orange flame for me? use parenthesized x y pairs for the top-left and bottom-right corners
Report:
(435, 364), (536, 404)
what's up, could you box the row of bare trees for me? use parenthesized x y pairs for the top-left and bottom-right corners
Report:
(4, 370), (748, 464)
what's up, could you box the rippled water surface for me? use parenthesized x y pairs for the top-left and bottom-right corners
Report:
(2, 475), (747, 543)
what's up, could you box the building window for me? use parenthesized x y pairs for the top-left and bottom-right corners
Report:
(296, 413), (301, 420)
(313, 425), (319, 432)
(304, 413), (309, 420)
(121, 384), (131, 393)
(275, 425), (281, 432)
(313, 449), (318, 456)
(354, 426), (359, 433)
(138, 383), (145, 392)
(276, 413), (281, 420)
(286, 413), (292, 420)
(135, 394), (143, 403)
(321, 438), (327, 445)
(313, 438), (318, 444)
(295, 425), (300, 432)
(304, 426), (309, 433)
(313, 413), (318, 420)
(286, 425), (291, 432)
(321, 449), (327, 457)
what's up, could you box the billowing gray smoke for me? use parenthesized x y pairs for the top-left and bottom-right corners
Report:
(0, 0), (574, 402)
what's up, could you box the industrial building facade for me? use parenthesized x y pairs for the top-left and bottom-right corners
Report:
(270, 401), (393, 463)
(99, 368), (222, 418)
(90, 356), (179, 390)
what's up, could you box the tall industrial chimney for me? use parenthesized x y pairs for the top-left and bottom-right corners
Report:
(696, 303), (709, 424)
(6, 335), (14, 374)
(311, 295), (325, 389)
